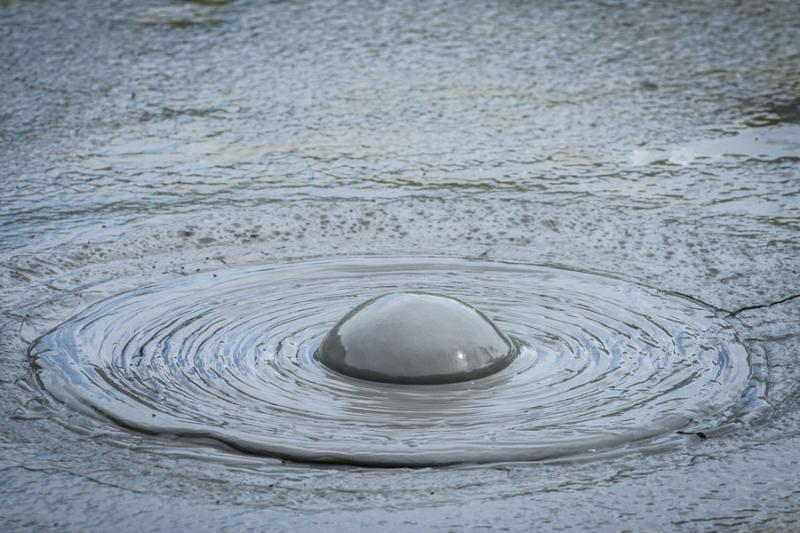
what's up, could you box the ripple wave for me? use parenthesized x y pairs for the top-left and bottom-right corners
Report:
(30, 257), (760, 466)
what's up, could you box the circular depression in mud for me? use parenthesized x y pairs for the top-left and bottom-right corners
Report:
(31, 257), (759, 466)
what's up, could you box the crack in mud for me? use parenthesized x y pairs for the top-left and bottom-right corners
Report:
(728, 293), (800, 317)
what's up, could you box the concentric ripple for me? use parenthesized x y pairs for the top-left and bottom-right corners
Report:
(30, 257), (760, 466)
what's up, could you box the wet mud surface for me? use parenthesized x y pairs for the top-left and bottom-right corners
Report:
(30, 258), (759, 466)
(1, 0), (800, 530)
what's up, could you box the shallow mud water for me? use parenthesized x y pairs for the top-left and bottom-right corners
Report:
(2, 0), (800, 530)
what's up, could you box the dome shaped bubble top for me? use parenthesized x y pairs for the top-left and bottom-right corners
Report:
(317, 292), (517, 385)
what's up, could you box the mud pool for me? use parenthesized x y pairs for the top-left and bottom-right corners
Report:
(2, 0), (800, 530)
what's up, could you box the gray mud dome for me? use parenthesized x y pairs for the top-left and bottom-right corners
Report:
(2, 0), (800, 530)
(317, 291), (518, 385)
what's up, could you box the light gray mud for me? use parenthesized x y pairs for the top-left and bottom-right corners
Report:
(1, 0), (799, 530)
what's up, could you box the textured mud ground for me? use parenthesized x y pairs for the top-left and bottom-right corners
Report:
(1, 0), (799, 530)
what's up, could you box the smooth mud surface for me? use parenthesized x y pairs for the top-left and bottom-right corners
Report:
(2, 0), (800, 530)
